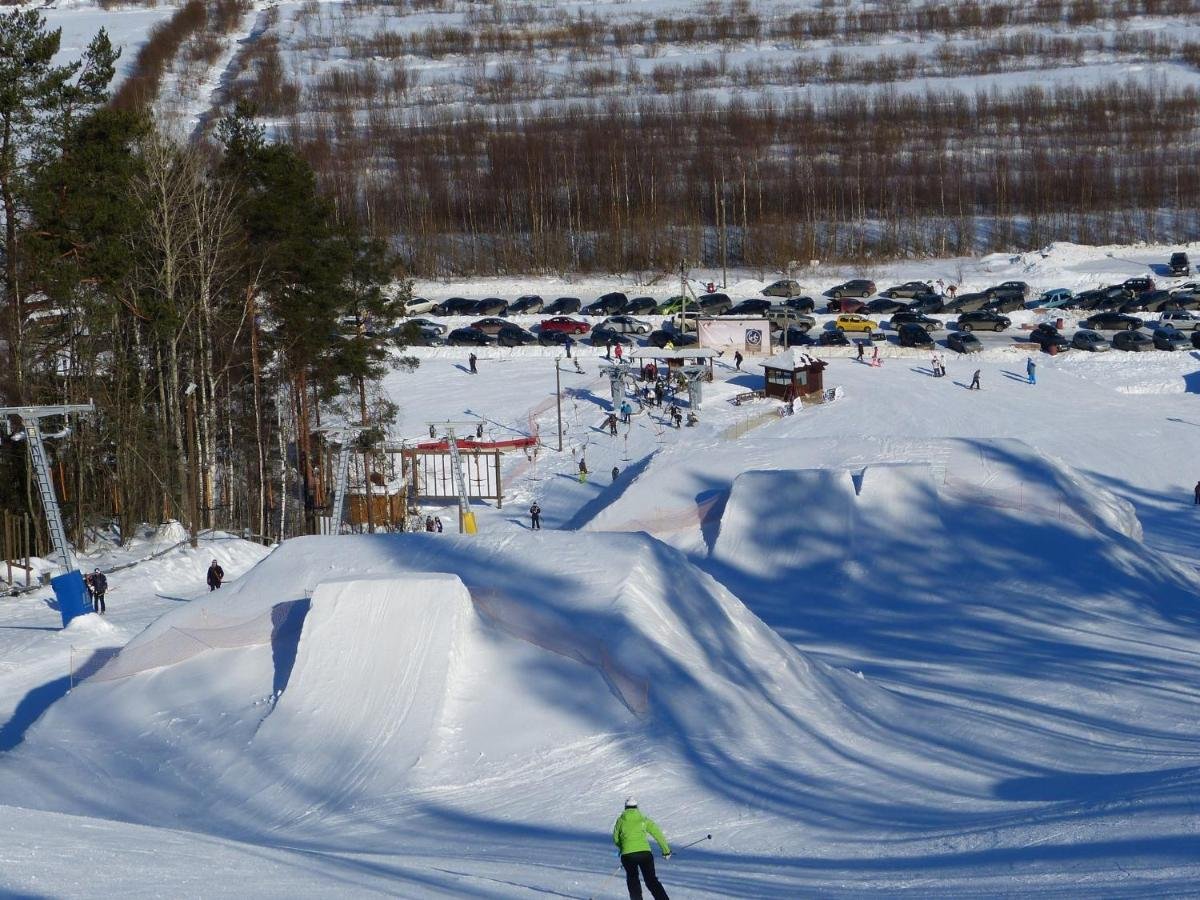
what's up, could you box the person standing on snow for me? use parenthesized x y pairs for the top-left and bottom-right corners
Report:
(529, 502), (542, 529)
(733, 350), (743, 370)
(90, 568), (108, 614)
(969, 369), (981, 390)
(614, 342), (623, 362)
(1026, 357), (1037, 385)
(606, 413), (619, 436)
(620, 400), (633, 424)
(468, 352), (478, 374)
(870, 346), (881, 368)
(1194, 482), (1200, 505)
(612, 465), (620, 482)
(612, 797), (671, 900)
(434, 517), (443, 533)
(207, 560), (225, 592)
(578, 458), (589, 483)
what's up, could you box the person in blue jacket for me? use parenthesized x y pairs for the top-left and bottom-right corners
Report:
(612, 797), (671, 900)
(1026, 357), (1037, 385)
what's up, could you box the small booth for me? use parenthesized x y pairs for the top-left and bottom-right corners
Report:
(760, 348), (827, 401)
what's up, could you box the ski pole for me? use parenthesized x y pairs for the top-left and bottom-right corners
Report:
(673, 833), (712, 853)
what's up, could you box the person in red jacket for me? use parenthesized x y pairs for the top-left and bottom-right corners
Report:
(612, 797), (671, 900)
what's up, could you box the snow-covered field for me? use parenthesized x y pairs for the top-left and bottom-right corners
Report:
(4, 243), (1200, 895)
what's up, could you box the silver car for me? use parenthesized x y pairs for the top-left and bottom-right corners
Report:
(1071, 329), (1109, 352)
(599, 314), (652, 335)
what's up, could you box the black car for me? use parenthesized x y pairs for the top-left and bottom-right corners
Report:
(589, 326), (635, 346)
(544, 297), (583, 315)
(1073, 289), (1109, 310)
(956, 311), (1011, 332)
(824, 279), (876, 299)
(866, 297), (908, 314)
(777, 326), (815, 346)
(1112, 329), (1153, 351)
(496, 324), (537, 346)
(880, 281), (932, 299)
(943, 291), (990, 313)
(473, 297), (508, 316)
(817, 330), (851, 346)
(1121, 290), (1175, 314)
(1152, 328), (1190, 351)
(624, 296), (659, 316)
(946, 331), (983, 354)
(582, 294), (627, 316)
(725, 298), (774, 316)
(1081, 312), (1143, 331)
(447, 326), (493, 346)
(1170, 252), (1190, 276)
(897, 323), (934, 347)
(395, 323), (444, 346)
(509, 295), (544, 314)
(1122, 276), (1155, 295)
(889, 311), (942, 332)
(647, 329), (698, 349)
(907, 292), (945, 314)
(985, 281), (1030, 298)
(538, 330), (576, 348)
(434, 297), (478, 316)
(1028, 323), (1069, 352)
(984, 295), (1025, 314)
(697, 293), (733, 314)
(783, 295), (817, 313)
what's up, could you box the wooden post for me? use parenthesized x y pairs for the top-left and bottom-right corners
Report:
(5, 511), (11, 586)
(494, 450), (502, 509)
(24, 514), (31, 587)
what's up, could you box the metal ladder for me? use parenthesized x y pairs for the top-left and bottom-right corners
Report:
(445, 428), (471, 519)
(330, 434), (354, 534)
(24, 422), (74, 572)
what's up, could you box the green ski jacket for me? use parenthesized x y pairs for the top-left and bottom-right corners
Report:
(612, 808), (670, 856)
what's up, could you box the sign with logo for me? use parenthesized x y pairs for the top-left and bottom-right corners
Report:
(697, 318), (772, 356)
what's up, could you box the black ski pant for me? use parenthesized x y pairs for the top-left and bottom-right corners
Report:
(621, 851), (669, 900)
(93, 593), (106, 613)
(530, 515), (540, 529)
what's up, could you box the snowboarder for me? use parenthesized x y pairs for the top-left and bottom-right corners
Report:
(612, 797), (671, 900)
(669, 405), (682, 428)
(969, 369), (981, 390)
(468, 352), (477, 374)
(529, 502), (542, 529)
(206, 560), (225, 592)
(1026, 357), (1037, 385)
(620, 400), (633, 424)
(612, 465), (620, 482)
(605, 413), (618, 436)
(434, 517), (443, 533)
(90, 568), (108, 614)
(578, 458), (589, 483)
(733, 350), (743, 370)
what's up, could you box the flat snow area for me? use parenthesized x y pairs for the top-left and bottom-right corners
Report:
(4, 241), (1200, 897)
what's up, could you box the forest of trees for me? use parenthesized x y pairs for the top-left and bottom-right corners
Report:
(0, 10), (414, 559)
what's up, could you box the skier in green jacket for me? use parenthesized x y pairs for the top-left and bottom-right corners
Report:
(612, 797), (671, 900)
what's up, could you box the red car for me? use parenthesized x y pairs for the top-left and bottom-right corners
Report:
(826, 297), (868, 314)
(539, 316), (590, 335)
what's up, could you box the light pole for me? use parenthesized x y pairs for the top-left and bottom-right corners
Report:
(555, 358), (564, 452)
(184, 383), (199, 548)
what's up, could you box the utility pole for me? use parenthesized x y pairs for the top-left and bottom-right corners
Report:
(720, 190), (728, 289)
(184, 383), (199, 549)
(555, 359), (564, 452)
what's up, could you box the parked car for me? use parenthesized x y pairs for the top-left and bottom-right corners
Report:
(985, 281), (1030, 298)
(1122, 276), (1155, 294)
(599, 314), (652, 334)
(396, 323), (445, 346)
(1111, 330), (1154, 351)
(538, 330), (576, 348)
(762, 279), (803, 298)
(725, 298), (774, 316)
(1081, 312), (1143, 331)
(447, 326), (493, 346)
(955, 311), (1011, 332)
(776, 326), (815, 346)
(880, 281), (932, 299)
(496, 324), (537, 346)
(826, 296), (868, 314)
(656, 295), (689, 314)
(889, 312), (942, 332)
(817, 329), (851, 346)
(1028, 323), (1070, 352)
(544, 296), (582, 315)
(1191, 331), (1200, 350)
(946, 331), (983, 354)
(509, 295), (544, 314)
(782, 295), (816, 313)
(589, 326), (635, 346)
(943, 291), (990, 313)
(539, 316), (590, 335)
(1168, 291), (1200, 310)
(624, 296), (659, 316)
(403, 296), (438, 315)
(1158, 310), (1200, 330)
(696, 293), (733, 314)
(1036, 288), (1075, 308)
(1071, 330), (1109, 352)
(1120, 290), (1174, 313)
(403, 317), (446, 335)
(1074, 289), (1110, 310)
(766, 309), (815, 331)
(1169, 281), (1200, 295)
(1169, 252), (1190, 277)
(1152, 327), (1191, 351)
(470, 316), (509, 335)
(897, 323), (935, 347)
(984, 294), (1025, 314)
(582, 293), (627, 316)
(866, 297), (908, 314)
(824, 279), (876, 299)
(833, 314), (877, 333)
(647, 329), (697, 348)
(433, 297), (478, 316)
(473, 297), (508, 316)
(907, 292), (945, 314)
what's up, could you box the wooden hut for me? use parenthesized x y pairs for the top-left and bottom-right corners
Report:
(760, 348), (827, 400)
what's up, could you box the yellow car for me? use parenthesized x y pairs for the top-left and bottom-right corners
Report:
(834, 314), (877, 333)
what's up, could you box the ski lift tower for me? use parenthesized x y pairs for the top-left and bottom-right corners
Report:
(0, 402), (95, 626)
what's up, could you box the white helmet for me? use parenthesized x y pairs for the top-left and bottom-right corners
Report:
(624, 796), (637, 808)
